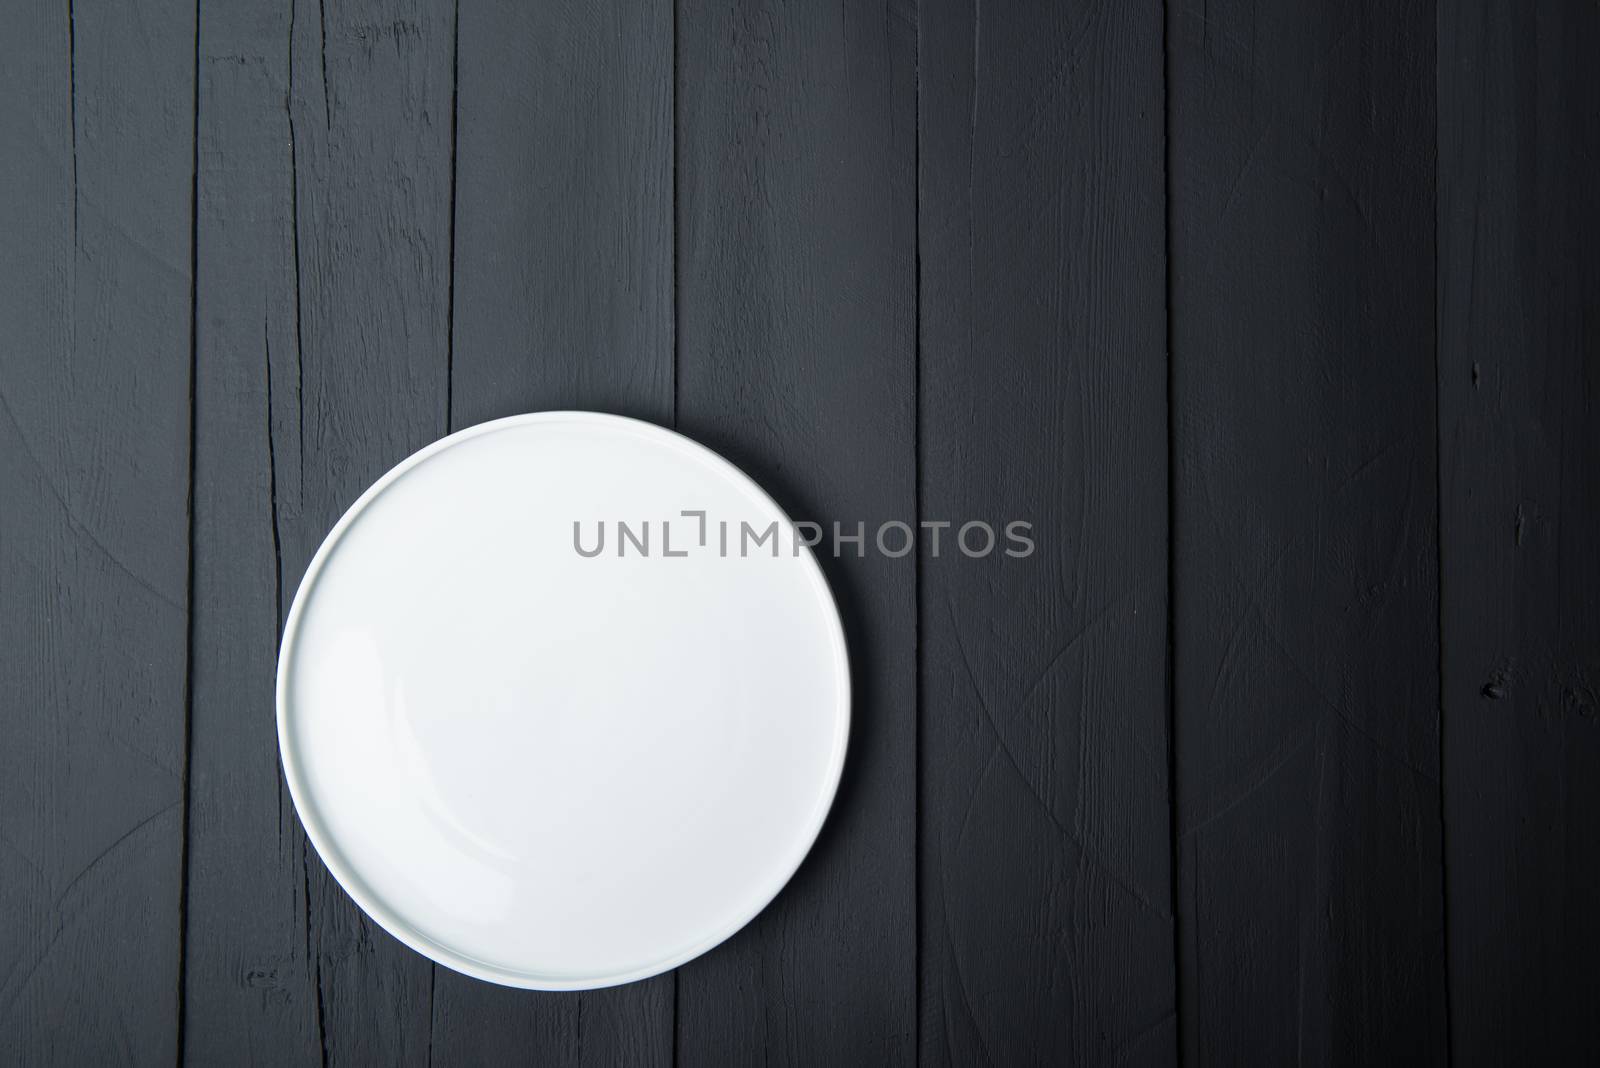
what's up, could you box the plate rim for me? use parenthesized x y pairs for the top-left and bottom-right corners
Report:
(275, 410), (852, 991)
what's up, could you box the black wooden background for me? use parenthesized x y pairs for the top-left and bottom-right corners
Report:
(1, 0), (1595, 1064)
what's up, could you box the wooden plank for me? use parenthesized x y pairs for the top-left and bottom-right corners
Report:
(183, 0), (322, 1062)
(445, 0), (673, 426)
(1437, 2), (1600, 1061)
(1167, 0), (1447, 1062)
(428, 0), (675, 1062)
(184, 0), (456, 1062)
(917, 0), (1176, 1063)
(673, 0), (918, 1063)
(277, 0), (456, 1059)
(0, 0), (194, 1061)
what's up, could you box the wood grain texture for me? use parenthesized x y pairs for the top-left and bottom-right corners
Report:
(1437, 2), (1600, 1062)
(10, 0), (1600, 1061)
(185, 0), (456, 1063)
(184, 0), (321, 1061)
(280, 0), (456, 1061)
(673, 0), (918, 1063)
(430, 0), (675, 1062)
(446, 0), (673, 427)
(0, 0), (195, 1061)
(1168, 0), (1447, 1063)
(917, 0), (1176, 1064)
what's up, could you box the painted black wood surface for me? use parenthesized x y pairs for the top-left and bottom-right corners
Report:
(1437, 2), (1600, 1063)
(919, 0), (1174, 1063)
(674, 0), (917, 1064)
(1, 0), (1596, 1065)
(1168, 1), (1447, 1063)
(1, 1), (194, 1063)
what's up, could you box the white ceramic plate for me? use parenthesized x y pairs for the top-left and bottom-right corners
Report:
(277, 412), (849, 990)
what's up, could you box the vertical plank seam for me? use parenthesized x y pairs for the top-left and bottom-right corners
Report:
(670, 0), (681, 434)
(304, 849), (329, 1067)
(1160, 0), (1185, 1063)
(316, 0), (330, 129)
(266, 318), (284, 693)
(432, 3), (462, 1059)
(670, 0), (682, 1060)
(287, 5), (329, 1062)
(266, 309), (289, 1005)
(68, 0), (78, 238)
(288, 0), (306, 492)
(176, 0), (204, 1060)
(911, 0), (924, 1061)
(1431, 3), (1455, 1059)
(445, 0), (460, 440)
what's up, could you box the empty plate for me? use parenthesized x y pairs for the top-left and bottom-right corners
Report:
(277, 412), (849, 989)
